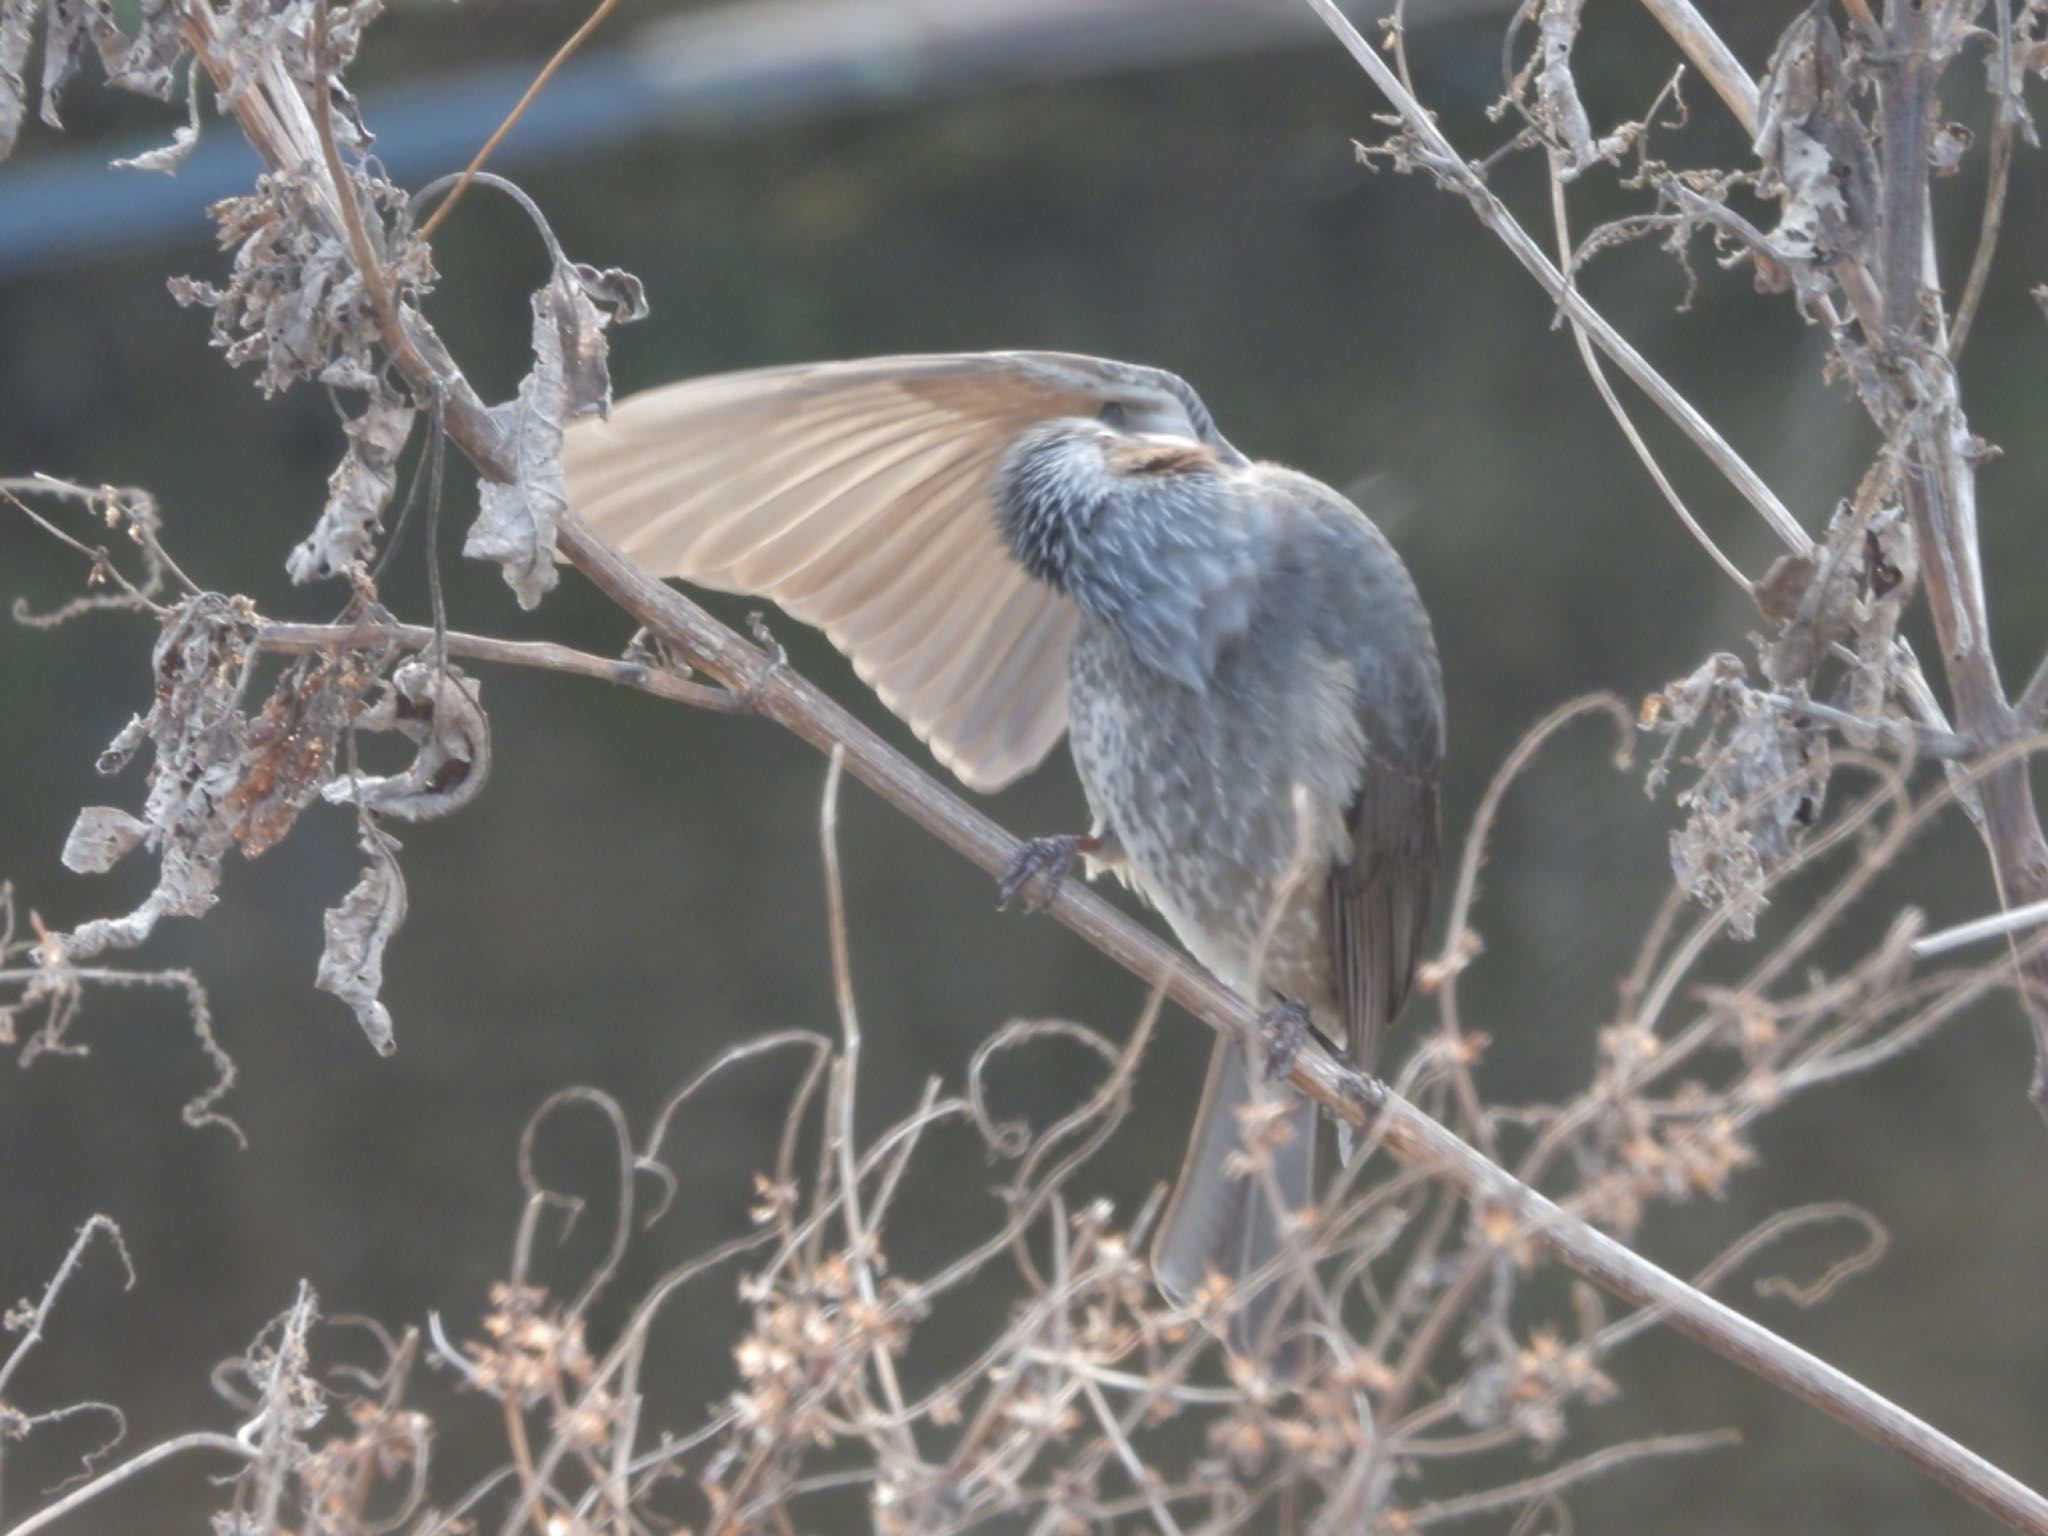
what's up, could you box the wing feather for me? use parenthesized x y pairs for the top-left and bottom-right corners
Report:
(940, 603), (1080, 770)
(683, 418), (960, 574)
(582, 404), (941, 574)
(565, 352), (1228, 794)
(772, 449), (997, 607)
(893, 575), (1052, 718)
(723, 433), (980, 593)
(563, 355), (1123, 790)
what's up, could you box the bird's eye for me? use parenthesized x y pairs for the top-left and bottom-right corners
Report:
(1098, 401), (1129, 430)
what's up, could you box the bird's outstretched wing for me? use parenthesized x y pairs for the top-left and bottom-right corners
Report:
(563, 351), (1223, 792)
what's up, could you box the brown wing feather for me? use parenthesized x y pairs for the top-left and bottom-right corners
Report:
(1326, 768), (1439, 1076)
(563, 355), (1108, 792)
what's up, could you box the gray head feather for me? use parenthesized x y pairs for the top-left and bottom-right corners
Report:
(994, 421), (1265, 691)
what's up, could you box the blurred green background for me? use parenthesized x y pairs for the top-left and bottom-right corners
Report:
(2, 0), (2046, 1530)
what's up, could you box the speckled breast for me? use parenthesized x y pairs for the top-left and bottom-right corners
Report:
(1065, 614), (1352, 1034)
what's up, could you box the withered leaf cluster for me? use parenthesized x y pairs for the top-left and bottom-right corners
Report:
(9, 0), (649, 1061)
(53, 593), (487, 1052)
(1643, 653), (1828, 940)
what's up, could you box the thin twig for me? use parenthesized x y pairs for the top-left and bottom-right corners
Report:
(816, 746), (916, 1452)
(255, 621), (739, 712)
(1912, 897), (2048, 960)
(556, 506), (2048, 1536)
(1634, 0), (1758, 134)
(1949, 0), (2016, 358)
(1406, 1430), (1741, 1526)
(417, 0), (622, 242)
(1547, 162), (1752, 589)
(152, 3), (2048, 1520)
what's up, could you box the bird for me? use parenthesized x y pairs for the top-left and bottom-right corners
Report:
(562, 352), (1444, 1354)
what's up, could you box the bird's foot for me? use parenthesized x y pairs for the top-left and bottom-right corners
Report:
(998, 833), (1100, 911)
(1259, 998), (1316, 1081)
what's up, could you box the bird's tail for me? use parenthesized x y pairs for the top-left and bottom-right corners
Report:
(1151, 1036), (1317, 1358)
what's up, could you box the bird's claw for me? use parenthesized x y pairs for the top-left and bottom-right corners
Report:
(1259, 999), (1315, 1081)
(999, 835), (1086, 911)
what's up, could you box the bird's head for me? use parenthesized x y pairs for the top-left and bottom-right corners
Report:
(993, 416), (1229, 592)
(993, 410), (1264, 692)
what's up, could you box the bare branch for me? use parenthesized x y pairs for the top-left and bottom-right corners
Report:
(1305, 0), (1808, 554)
(0, 1434), (257, 1536)
(255, 621), (740, 713)
(1912, 897), (2048, 960)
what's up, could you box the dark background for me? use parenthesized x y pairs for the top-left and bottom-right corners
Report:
(2, 1), (2046, 1530)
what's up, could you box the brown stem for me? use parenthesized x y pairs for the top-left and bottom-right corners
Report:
(254, 620), (740, 713)
(1877, 0), (1938, 349)
(1949, 54), (2015, 358)
(1869, 0), (2048, 1110)
(417, 0), (622, 241)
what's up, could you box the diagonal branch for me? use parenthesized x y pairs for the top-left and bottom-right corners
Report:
(552, 508), (2048, 1536)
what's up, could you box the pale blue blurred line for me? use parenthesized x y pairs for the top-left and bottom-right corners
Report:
(0, 0), (1441, 278)
(0, 54), (652, 276)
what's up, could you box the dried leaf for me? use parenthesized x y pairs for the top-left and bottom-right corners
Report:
(57, 593), (261, 960)
(36, 0), (179, 131)
(316, 828), (405, 1054)
(465, 285), (570, 608)
(1928, 121), (1972, 176)
(111, 58), (200, 174)
(1759, 503), (1861, 689)
(60, 806), (148, 873)
(96, 712), (148, 776)
(287, 388), (417, 583)
(36, 0), (88, 129)
(52, 598), (388, 962)
(1750, 552), (1816, 625)
(1643, 654), (1828, 939)
(554, 262), (648, 419)
(110, 116), (196, 172)
(1753, 6), (1876, 276)
(175, 162), (431, 398)
(1845, 503), (1916, 729)
(319, 659), (489, 821)
(0, 0), (38, 160)
(104, 0), (183, 99)
(225, 654), (366, 856)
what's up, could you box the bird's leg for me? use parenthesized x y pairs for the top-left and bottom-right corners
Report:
(998, 828), (1119, 911)
(1258, 998), (1318, 1081)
